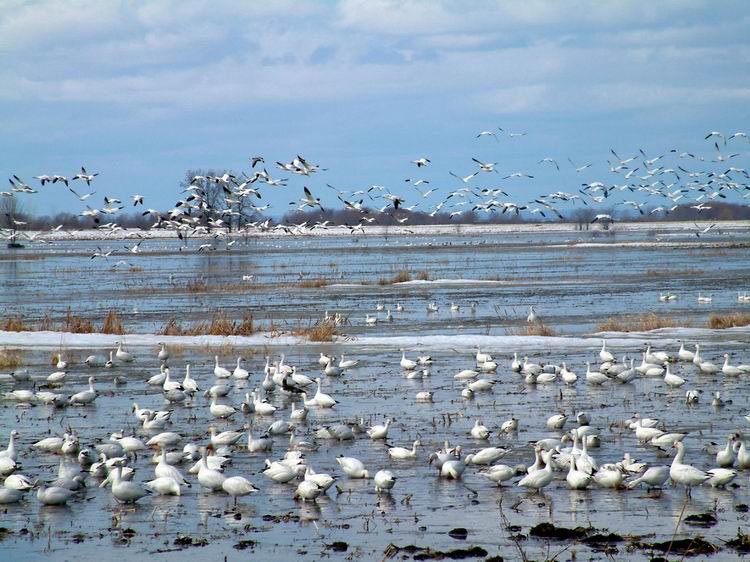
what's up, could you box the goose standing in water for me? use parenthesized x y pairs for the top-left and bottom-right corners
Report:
(670, 442), (709, 496)
(599, 340), (614, 363)
(233, 357), (249, 379)
(374, 470), (396, 494)
(115, 342), (134, 363)
(214, 356), (231, 378)
(367, 419), (391, 440)
(70, 377), (98, 405)
(336, 456), (369, 478)
(526, 305), (537, 323)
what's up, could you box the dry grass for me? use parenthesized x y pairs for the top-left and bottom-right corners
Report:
(2, 315), (27, 331)
(379, 268), (413, 285)
(159, 311), (255, 336)
(298, 277), (332, 288)
(63, 308), (96, 333)
(185, 279), (209, 292)
(707, 312), (750, 329)
(415, 270), (430, 281)
(0, 348), (23, 369)
(101, 309), (124, 334)
(294, 319), (337, 342)
(507, 322), (556, 337)
(597, 313), (683, 332)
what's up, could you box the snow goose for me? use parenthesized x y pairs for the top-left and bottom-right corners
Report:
(157, 343), (169, 362)
(465, 447), (507, 466)
(146, 365), (168, 386)
(566, 455), (592, 490)
(247, 429), (272, 453)
(374, 470), (396, 494)
(155, 448), (189, 486)
(70, 377), (98, 405)
(294, 480), (323, 501)
(197, 447), (227, 491)
(47, 370), (66, 384)
(311, 378), (336, 408)
(593, 466), (623, 488)
(115, 342), (134, 363)
(716, 435), (736, 467)
(400, 351), (417, 370)
(388, 440), (420, 460)
(304, 466), (335, 492)
(214, 356), (231, 378)
(233, 357), (249, 379)
(722, 354), (743, 376)
(111, 465), (149, 503)
(526, 305), (537, 323)
(209, 427), (244, 447)
(546, 414), (567, 431)
(585, 362), (608, 385)
(338, 354), (359, 369)
(336, 455), (369, 478)
(626, 466), (669, 490)
(470, 420), (491, 440)
(145, 477), (182, 496)
(36, 484), (75, 505)
(518, 450), (553, 491)
(677, 343), (695, 361)
(669, 442), (709, 495)
(222, 476), (259, 500)
(599, 340), (614, 363)
(510, 352), (521, 372)
(182, 364), (198, 394)
(55, 354), (68, 370)
(367, 419), (391, 440)
(699, 358), (719, 374)
(560, 363), (577, 384)
(663, 364), (686, 387)
(0, 430), (18, 461)
(210, 399), (237, 419)
(476, 347), (492, 364)
(706, 468), (737, 488)
(479, 464), (514, 485)
(0, 487), (25, 504)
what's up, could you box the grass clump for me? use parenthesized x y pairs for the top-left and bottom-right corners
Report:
(507, 322), (556, 337)
(185, 279), (208, 292)
(63, 308), (96, 333)
(298, 277), (332, 288)
(379, 268), (415, 285)
(597, 313), (681, 332)
(160, 312), (255, 336)
(2, 315), (27, 332)
(294, 319), (337, 342)
(708, 312), (750, 329)
(0, 348), (23, 369)
(101, 309), (124, 334)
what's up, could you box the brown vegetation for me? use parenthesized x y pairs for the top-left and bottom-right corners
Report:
(185, 279), (209, 292)
(101, 309), (124, 334)
(707, 312), (750, 329)
(597, 313), (682, 332)
(0, 348), (23, 369)
(2, 316), (27, 332)
(507, 322), (556, 337)
(159, 311), (255, 336)
(298, 277), (332, 288)
(294, 320), (337, 342)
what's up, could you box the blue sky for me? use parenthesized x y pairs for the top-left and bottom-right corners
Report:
(1, 0), (748, 217)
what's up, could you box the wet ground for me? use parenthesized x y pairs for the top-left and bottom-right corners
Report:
(1, 225), (750, 560)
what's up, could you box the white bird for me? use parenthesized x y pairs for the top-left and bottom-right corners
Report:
(374, 470), (396, 494)
(214, 356), (231, 378)
(336, 456), (369, 478)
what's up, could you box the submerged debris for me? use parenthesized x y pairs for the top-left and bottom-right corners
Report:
(448, 528), (469, 540)
(726, 528), (750, 554)
(529, 523), (591, 540)
(383, 543), (489, 560)
(684, 513), (718, 528)
(632, 536), (719, 557)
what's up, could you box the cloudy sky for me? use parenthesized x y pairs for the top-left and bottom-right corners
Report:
(1, 0), (748, 216)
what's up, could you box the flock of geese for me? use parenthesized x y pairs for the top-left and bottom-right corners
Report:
(2, 129), (749, 252)
(2, 336), (750, 508)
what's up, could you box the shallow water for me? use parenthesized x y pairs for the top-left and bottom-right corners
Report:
(1, 227), (750, 560)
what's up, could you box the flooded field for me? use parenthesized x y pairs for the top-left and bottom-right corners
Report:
(2, 225), (750, 561)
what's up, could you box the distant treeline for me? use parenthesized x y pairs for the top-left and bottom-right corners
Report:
(1, 202), (748, 231)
